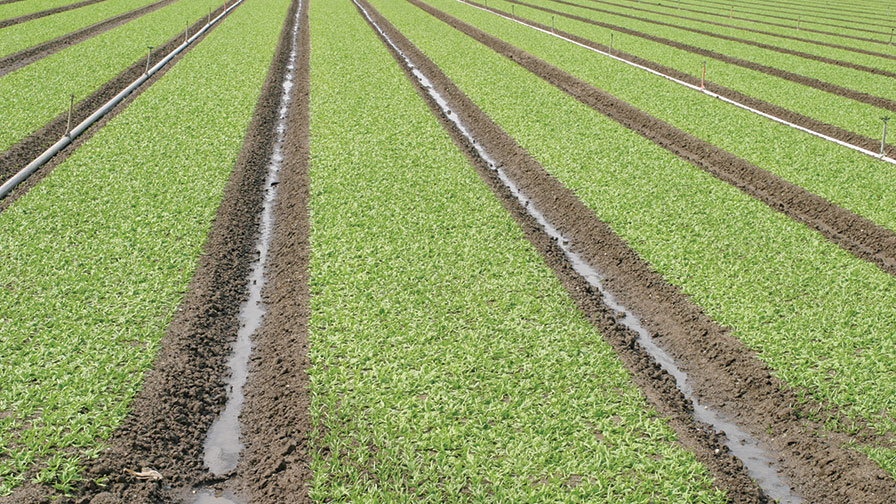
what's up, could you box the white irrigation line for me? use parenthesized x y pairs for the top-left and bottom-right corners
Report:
(453, 0), (896, 166)
(0, 0), (244, 201)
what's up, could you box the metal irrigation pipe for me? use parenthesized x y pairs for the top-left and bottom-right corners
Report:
(0, 0), (244, 201)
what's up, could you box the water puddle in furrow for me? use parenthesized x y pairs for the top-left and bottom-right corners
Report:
(353, 2), (801, 502)
(186, 3), (303, 504)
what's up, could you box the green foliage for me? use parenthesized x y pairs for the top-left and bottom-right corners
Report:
(307, 0), (725, 502)
(0, 0), (159, 58)
(481, 0), (892, 142)
(380, 0), (896, 477)
(620, 0), (893, 51)
(422, 0), (896, 235)
(0, 0), (223, 153)
(518, 0), (896, 101)
(0, 0), (290, 494)
(0, 0), (91, 22)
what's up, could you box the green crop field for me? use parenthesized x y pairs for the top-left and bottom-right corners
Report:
(1, 0), (894, 501)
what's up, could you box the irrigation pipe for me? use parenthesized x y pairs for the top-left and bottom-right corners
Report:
(453, 0), (896, 166)
(0, 0), (244, 201)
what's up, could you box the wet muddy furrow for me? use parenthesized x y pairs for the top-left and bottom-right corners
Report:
(574, 0), (896, 61)
(613, 0), (895, 39)
(426, 0), (896, 278)
(233, 0), (312, 500)
(404, 0), (896, 501)
(484, 0), (896, 112)
(539, 0), (896, 78)
(18, 1), (302, 503)
(0, 0), (106, 29)
(0, 0), (182, 79)
(449, 3), (896, 164)
(356, 0), (768, 501)
(0, 2), (234, 211)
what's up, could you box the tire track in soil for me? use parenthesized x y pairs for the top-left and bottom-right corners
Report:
(233, 0), (312, 500)
(449, 3), (896, 161)
(542, 0), (896, 77)
(0, 0), (107, 29)
(499, 0), (896, 113)
(403, 0), (896, 501)
(0, 0), (182, 79)
(575, 0), (896, 62)
(0, 2), (233, 211)
(0, 6), (279, 503)
(360, 0), (767, 501)
(449, 0), (896, 278)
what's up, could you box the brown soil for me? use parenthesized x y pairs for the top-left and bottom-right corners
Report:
(402, 0), (896, 501)
(0, 0), (180, 79)
(578, 0), (896, 61)
(0, 0), (106, 29)
(501, 0), (896, 112)
(451, 0), (896, 277)
(0, 2), (233, 210)
(233, 0), (313, 500)
(0, 0), (25, 6)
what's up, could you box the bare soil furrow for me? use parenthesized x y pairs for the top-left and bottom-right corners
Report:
(430, 0), (896, 278)
(576, 0), (896, 61)
(0, 0), (106, 29)
(0, 0), (25, 6)
(234, 0), (313, 501)
(0, 3), (232, 210)
(357, 0), (767, 500)
(491, 0), (896, 112)
(0, 0), (181, 79)
(405, 1), (896, 500)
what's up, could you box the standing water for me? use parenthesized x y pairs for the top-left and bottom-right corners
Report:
(189, 1), (303, 502)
